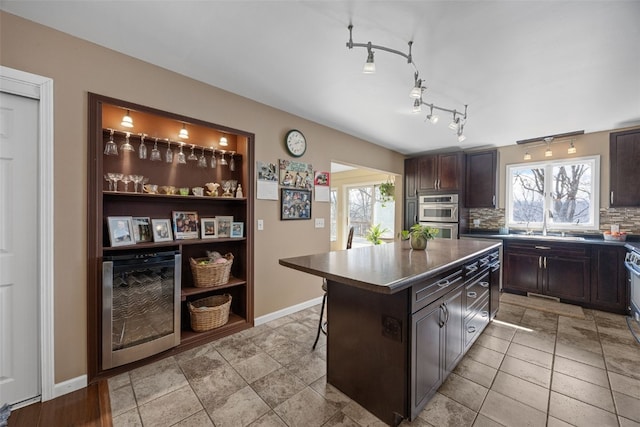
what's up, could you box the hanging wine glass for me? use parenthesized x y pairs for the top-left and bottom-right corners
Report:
(177, 144), (187, 164)
(219, 150), (228, 166)
(210, 149), (217, 168)
(120, 132), (134, 152)
(150, 138), (161, 161)
(104, 129), (118, 156)
(138, 134), (148, 159)
(188, 144), (198, 161)
(165, 139), (173, 163)
(197, 147), (207, 168)
(229, 152), (236, 171)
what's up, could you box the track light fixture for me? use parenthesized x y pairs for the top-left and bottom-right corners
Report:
(523, 152), (532, 161)
(567, 140), (577, 154)
(346, 24), (469, 141)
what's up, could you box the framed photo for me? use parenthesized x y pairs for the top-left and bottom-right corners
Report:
(216, 216), (234, 238)
(172, 211), (199, 240)
(132, 217), (152, 243)
(200, 218), (218, 239)
(231, 222), (244, 238)
(281, 188), (312, 220)
(107, 216), (135, 247)
(151, 219), (173, 242)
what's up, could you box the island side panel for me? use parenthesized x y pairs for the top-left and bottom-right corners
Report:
(326, 279), (409, 426)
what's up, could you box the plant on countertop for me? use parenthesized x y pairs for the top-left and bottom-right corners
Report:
(398, 230), (410, 240)
(409, 223), (439, 250)
(379, 181), (395, 206)
(365, 223), (389, 245)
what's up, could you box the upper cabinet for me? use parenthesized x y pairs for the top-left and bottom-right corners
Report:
(610, 129), (640, 207)
(412, 152), (463, 194)
(464, 149), (497, 208)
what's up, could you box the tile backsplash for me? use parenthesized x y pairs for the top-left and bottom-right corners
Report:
(468, 207), (640, 234)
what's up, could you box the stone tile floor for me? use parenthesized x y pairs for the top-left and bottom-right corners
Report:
(109, 300), (640, 427)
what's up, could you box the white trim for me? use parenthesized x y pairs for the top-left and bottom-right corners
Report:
(52, 375), (87, 399)
(0, 66), (55, 401)
(254, 296), (323, 326)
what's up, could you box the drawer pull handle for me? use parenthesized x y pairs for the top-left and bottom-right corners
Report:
(437, 279), (451, 288)
(466, 265), (478, 273)
(535, 245), (551, 250)
(481, 311), (489, 318)
(467, 291), (477, 298)
(467, 326), (477, 333)
(479, 281), (489, 288)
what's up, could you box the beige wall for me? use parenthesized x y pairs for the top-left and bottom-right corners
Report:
(0, 12), (404, 383)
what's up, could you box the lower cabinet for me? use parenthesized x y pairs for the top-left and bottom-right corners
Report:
(591, 245), (628, 313)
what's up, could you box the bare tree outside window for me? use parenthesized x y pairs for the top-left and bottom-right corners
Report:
(347, 185), (395, 246)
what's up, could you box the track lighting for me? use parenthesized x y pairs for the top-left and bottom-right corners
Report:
(448, 116), (459, 130)
(179, 123), (189, 139)
(524, 152), (532, 161)
(346, 24), (468, 141)
(544, 137), (553, 157)
(363, 43), (375, 74)
(457, 123), (466, 142)
(121, 110), (134, 128)
(568, 141), (577, 154)
(426, 105), (439, 124)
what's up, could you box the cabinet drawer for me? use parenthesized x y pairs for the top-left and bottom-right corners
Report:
(412, 268), (464, 313)
(465, 271), (490, 315)
(464, 297), (490, 349)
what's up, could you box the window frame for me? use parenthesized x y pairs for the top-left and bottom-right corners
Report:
(505, 155), (600, 231)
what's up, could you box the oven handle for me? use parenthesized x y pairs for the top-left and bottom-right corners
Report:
(625, 262), (640, 278)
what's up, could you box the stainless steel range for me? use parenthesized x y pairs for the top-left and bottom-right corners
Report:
(624, 246), (640, 340)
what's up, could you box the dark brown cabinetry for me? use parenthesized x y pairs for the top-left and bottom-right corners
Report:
(591, 245), (628, 313)
(417, 152), (462, 193)
(87, 94), (254, 381)
(503, 241), (590, 304)
(610, 129), (640, 207)
(464, 149), (497, 208)
(404, 158), (419, 227)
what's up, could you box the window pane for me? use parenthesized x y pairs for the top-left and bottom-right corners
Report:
(330, 189), (337, 242)
(510, 167), (545, 223)
(550, 162), (592, 226)
(348, 186), (374, 245)
(374, 186), (395, 238)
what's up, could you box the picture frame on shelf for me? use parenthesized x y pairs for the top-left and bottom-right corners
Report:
(200, 218), (218, 239)
(172, 211), (199, 240)
(216, 216), (234, 238)
(132, 217), (152, 243)
(107, 216), (135, 247)
(151, 219), (173, 242)
(231, 222), (244, 238)
(281, 188), (312, 220)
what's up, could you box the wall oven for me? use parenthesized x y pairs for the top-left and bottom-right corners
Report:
(102, 250), (181, 369)
(419, 194), (458, 223)
(419, 221), (459, 240)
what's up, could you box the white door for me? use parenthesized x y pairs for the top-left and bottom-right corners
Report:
(0, 91), (40, 406)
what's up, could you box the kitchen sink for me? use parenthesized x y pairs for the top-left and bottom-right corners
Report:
(506, 234), (586, 241)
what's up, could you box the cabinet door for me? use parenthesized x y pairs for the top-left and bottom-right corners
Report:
(544, 254), (590, 303)
(417, 155), (438, 192)
(405, 158), (418, 199)
(465, 150), (496, 208)
(437, 153), (461, 192)
(504, 248), (541, 294)
(610, 129), (640, 207)
(590, 245), (628, 313)
(405, 198), (418, 230)
(411, 301), (444, 419)
(443, 287), (464, 375)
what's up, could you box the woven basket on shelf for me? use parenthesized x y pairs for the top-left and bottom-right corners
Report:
(188, 294), (232, 332)
(189, 253), (233, 287)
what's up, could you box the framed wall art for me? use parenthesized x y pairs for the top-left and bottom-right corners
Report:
(281, 188), (312, 220)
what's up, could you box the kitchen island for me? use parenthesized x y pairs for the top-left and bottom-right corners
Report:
(279, 239), (502, 426)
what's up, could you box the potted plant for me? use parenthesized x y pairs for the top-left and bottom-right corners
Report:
(365, 223), (389, 245)
(409, 223), (438, 250)
(379, 181), (395, 206)
(398, 229), (411, 249)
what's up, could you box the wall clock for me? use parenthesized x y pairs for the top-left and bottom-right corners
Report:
(285, 129), (307, 157)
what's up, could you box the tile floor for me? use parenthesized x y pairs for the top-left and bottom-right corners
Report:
(109, 300), (640, 427)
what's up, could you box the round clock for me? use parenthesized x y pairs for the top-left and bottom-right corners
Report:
(285, 129), (307, 157)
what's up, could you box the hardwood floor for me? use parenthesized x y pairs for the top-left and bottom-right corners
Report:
(7, 381), (112, 427)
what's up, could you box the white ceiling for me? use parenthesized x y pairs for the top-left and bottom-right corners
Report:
(2, 1), (639, 155)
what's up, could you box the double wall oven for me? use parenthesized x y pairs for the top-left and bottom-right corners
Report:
(418, 194), (459, 240)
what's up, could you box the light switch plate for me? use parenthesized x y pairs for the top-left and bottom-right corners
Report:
(315, 218), (325, 228)
(257, 219), (264, 230)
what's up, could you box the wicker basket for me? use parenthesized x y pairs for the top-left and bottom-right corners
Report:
(189, 254), (233, 287)
(188, 294), (232, 332)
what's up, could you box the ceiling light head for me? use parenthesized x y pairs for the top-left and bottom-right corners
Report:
(457, 133), (466, 143)
(219, 135), (228, 146)
(413, 99), (422, 113)
(524, 152), (532, 161)
(567, 141), (577, 154)
(545, 147), (553, 157)
(178, 123), (189, 139)
(448, 115), (459, 131)
(363, 45), (375, 74)
(426, 105), (439, 124)
(409, 72), (423, 99)
(121, 110), (134, 128)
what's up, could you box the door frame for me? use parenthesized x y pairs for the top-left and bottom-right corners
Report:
(0, 66), (55, 401)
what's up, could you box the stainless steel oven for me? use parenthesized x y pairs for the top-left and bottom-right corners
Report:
(419, 194), (458, 223)
(419, 221), (459, 240)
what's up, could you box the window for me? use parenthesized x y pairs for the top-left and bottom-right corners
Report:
(506, 156), (600, 231)
(330, 188), (337, 242)
(348, 184), (395, 246)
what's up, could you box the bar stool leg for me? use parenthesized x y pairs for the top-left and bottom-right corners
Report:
(312, 292), (327, 350)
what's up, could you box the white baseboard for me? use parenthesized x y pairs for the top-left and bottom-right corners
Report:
(50, 375), (87, 400)
(255, 296), (323, 326)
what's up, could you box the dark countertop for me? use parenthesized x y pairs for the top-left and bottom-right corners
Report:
(460, 231), (634, 247)
(279, 239), (501, 295)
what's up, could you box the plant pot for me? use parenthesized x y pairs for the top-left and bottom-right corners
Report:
(410, 235), (428, 250)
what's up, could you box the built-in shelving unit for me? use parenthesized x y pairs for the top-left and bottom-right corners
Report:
(87, 93), (254, 381)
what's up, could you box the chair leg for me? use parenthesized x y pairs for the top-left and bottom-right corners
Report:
(312, 293), (327, 350)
